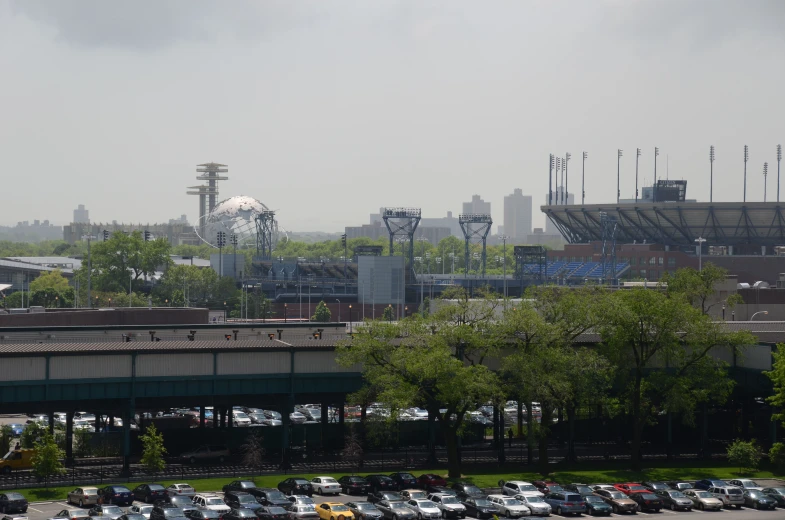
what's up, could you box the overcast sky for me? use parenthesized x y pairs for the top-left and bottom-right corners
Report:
(1, 0), (783, 232)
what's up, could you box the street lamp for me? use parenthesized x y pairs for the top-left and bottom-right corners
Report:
(694, 237), (706, 271)
(751, 310), (769, 320)
(284, 303), (288, 323)
(778, 144), (782, 203)
(336, 298), (341, 322)
(348, 304), (353, 334)
(710, 145), (715, 203)
(565, 152), (571, 204)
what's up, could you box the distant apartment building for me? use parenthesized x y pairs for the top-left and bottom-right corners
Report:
(63, 221), (201, 246)
(347, 208), (460, 245)
(503, 188), (532, 241)
(73, 204), (89, 223)
(462, 195), (491, 215)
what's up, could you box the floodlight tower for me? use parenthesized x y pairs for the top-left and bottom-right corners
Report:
(777, 145), (782, 203)
(382, 208), (421, 275)
(565, 153), (571, 204)
(635, 148), (641, 203)
(600, 212), (618, 285)
(744, 145), (749, 202)
(548, 154), (554, 205)
(764, 162), (769, 202)
(581, 151), (587, 205)
(255, 210), (277, 260)
(617, 149), (623, 204)
(459, 214), (493, 276)
(654, 147), (660, 185)
(196, 162), (229, 214)
(556, 157), (562, 205)
(709, 146), (715, 203)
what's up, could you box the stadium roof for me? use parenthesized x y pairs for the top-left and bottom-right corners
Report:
(542, 201), (785, 248)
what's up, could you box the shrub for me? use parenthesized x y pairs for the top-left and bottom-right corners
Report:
(727, 438), (761, 473)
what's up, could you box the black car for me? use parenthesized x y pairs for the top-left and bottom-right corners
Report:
(224, 492), (263, 512)
(563, 484), (595, 497)
(99, 486), (134, 507)
(223, 509), (259, 520)
(134, 484), (169, 504)
(583, 496), (612, 516)
(255, 489), (291, 508)
(223, 482), (265, 500)
(629, 493), (662, 512)
(367, 492), (404, 505)
(654, 490), (693, 511)
(346, 502), (383, 520)
(256, 507), (289, 520)
(641, 482), (670, 493)
(156, 496), (197, 515)
(150, 506), (186, 520)
(460, 498), (497, 519)
(0, 493), (28, 514)
(744, 490), (777, 510)
(450, 484), (484, 501)
(762, 488), (785, 507)
(186, 511), (222, 520)
(373, 501), (416, 520)
(339, 476), (371, 495)
(365, 475), (396, 493)
(278, 479), (314, 497)
(388, 473), (418, 491)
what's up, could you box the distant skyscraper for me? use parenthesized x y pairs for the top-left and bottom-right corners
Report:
(73, 204), (89, 223)
(462, 194), (491, 215)
(544, 188), (574, 234)
(503, 188), (532, 241)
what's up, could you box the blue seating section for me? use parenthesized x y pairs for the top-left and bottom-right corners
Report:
(520, 261), (630, 281)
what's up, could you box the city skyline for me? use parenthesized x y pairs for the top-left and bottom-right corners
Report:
(1, 1), (783, 232)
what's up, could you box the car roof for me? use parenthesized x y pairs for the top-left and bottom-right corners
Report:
(314, 476), (335, 479)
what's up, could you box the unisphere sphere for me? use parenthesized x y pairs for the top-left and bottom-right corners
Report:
(196, 195), (277, 248)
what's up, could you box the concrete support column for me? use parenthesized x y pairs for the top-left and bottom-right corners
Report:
(337, 398), (345, 448)
(492, 406), (499, 448)
(65, 412), (74, 464)
(498, 408), (506, 464)
(320, 402), (327, 449)
(281, 397), (294, 469)
(121, 399), (134, 476)
(666, 412), (673, 460)
(48, 411), (55, 434)
(517, 402), (523, 438)
(228, 407), (234, 429)
(200, 407), (205, 428)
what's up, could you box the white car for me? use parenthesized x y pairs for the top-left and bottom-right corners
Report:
(728, 479), (763, 491)
(73, 420), (95, 432)
(488, 495), (531, 518)
(405, 499), (442, 520)
(192, 494), (230, 514)
(289, 412), (307, 424)
(514, 495), (551, 517)
(427, 494), (466, 518)
(167, 484), (196, 497)
(311, 477), (341, 495)
(501, 481), (542, 497)
(128, 505), (154, 519)
(232, 411), (252, 427)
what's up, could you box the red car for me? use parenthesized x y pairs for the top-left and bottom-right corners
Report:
(533, 481), (564, 494)
(614, 483), (649, 495)
(417, 474), (448, 490)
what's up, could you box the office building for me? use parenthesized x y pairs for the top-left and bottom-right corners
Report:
(462, 195), (491, 215)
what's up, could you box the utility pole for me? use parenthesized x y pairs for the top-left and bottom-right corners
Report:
(617, 149), (623, 203)
(744, 145), (749, 203)
(581, 151), (587, 205)
(710, 145), (715, 203)
(654, 146), (659, 186)
(777, 144), (782, 203)
(499, 235), (508, 305)
(635, 148), (641, 203)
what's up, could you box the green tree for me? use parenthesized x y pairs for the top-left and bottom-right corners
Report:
(31, 287), (75, 308)
(0, 425), (12, 455)
(312, 300), (331, 322)
(31, 430), (65, 484)
(661, 264), (741, 315)
(2, 291), (23, 309)
(139, 424), (167, 474)
(240, 431), (265, 471)
(20, 422), (44, 448)
(726, 438), (761, 473)
(766, 343), (785, 426)
(73, 429), (93, 458)
(769, 442), (785, 472)
(381, 305), (394, 322)
(88, 231), (172, 292)
(598, 288), (755, 469)
(29, 269), (71, 293)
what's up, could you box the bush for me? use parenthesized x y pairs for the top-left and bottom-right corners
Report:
(312, 300), (331, 322)
(727, 438), (761, 472)
(769, 442), (785, 471)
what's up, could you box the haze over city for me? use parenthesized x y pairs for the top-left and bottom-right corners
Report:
(1, 0), (783, 231)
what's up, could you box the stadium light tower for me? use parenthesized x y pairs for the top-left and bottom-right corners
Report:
(635, 148), (641, 203)
(764, 162), (769, 202)
(548, 154), (554, 206)
(556, 157), (562, 205)
(710, 145), (715, 203)
(582, 151), (588, 205)
(654, 146), (660, 186)
(565, 153), (571, 204)
(778, 144), (782, 203)
(617, 149), (623, 204)
(744, 145), (749, 202)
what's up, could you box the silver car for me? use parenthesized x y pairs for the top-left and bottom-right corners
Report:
(346, 503), (383, 520)
(128, 506), (153, 520)
(288, 505), (319, 520)
(68, 487), (100, 507)
(167, 485), (195, 498)
(404, 500), (441, 520)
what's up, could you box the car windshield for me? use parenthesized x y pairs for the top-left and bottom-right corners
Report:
(585, 497), (602, 503)
(502, 499), (521, 506)
(407, 492), (426, 499)
(463, 486), (482, 495)
(7, 493), (24, 500)
(126, 515), (145, 520)
(267, 492), (287, 500)
(200, 512), (221, 519)
(524, 497), (544, 503)
(711, 481), (729, 487)
(172, 498), (191, 506)
(104, 507), (123, 514)
(238, 496), (256, 503)
(441, 497), (459, 504)
(330, 506), (349, 512)
(608, 492), (624, 499)
(138, 507), (153, 513)
(234, 413), (249, 418)
(348, 478), (366, 483)
(769, 488), (785, 493)
(294, 480), (310, 485)
(390, 503), (407, 510)
(205, 499), (223, 505)
(149, 485), (165, 491)
(84, 489), (99, 495)
(519, 485), (537, 492)
(237, 511), (256, 518)
(575, 486), (592, 493)
(164, 509), (185, 518)
(727, 488), (742, 495)
(297, 506), (315, 513)
(670, 492), (686, 498)
(628, 486), (646, 491)
(268, 508), (287, 515)
(356, 504), (376, 511)
(322, 478), (337, 484)
(399, 474), (415, 480)
(641, 494), (658, 500)
(240, 482), (256, 489)
(696, 492), (712, 498)
(742, 481), (759, 487)
(113, 487), (131, 493)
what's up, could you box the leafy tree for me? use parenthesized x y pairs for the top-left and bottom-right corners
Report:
(240, 431), (265, 470)
(21, 421), (44, 448)
(312, 300), (331, 322)
(726, 438), (761, 473)
(31, 287), (74, 308)
(31, 430), (65, 483)
(765, 343), (785, 426)
(0, 425), (12, 455)
(769, 442), (785, 472)
(88, 231), (172, 292)
(73, 429), (93, 458)
(29, 269), (71, 293)
(2, 291), (23, 309)
(661, 264), (742, 315)
(341, 427), (364, 471)
(139, 424), (167, 474)
(381, 305), (394, 322)
(598, 288), (755, 469)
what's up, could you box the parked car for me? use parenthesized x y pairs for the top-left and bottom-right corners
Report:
(486, 495), (530, 518)
(278, 479), (314, 497)
(289, 412), (307, 425)
(231, 411), (252, 427)
(628, 493), (662, 512)
(729, 479), (764, 491)
(255, 489), (291, 508)
(582, 495), (612, 516)
(0, 494), (27, 514)
(562, 484), (594, 497)
(592, 489), (637, 515)
(150, 506), (187, 520)
(311, 477), (341, 496)
(450, 484), (484, 501)
(373, 501), (415, 520)
(417, 475), (447, 491)
(192, 495), (230, 515)
(55, 509), (91, 520)
(743, 489), (777, 510)
(119, 514), (146, 520)
(666, 482), (693, 492)
(223, 510), (259, 520)
(612, 483), (648, 496)
(762, 487), (785, 507)
(288, 505), (319, 520)
(68, 488), (100, 507)
(180, 445), (229, 464)
(543, 492), (585, 517)
(588, 485), (615, 493)
(512, 495), (551, 517)
(223, 491), (262, 511)
(98, 486), (133, 507)
(404, 500), (441, 520)
(640, 482), (669, 493)
(683, 489), (723, 511)
(459, 498), (497, 519)
(367, 493), (403, 506)
(653, 490), (693, 511)
(425, 488), (455, 498)
(532, 482), (563, 495)
(257, 507), (289, 520)
(501, 482), (541, 497)
(88, 505), (125, 520)
(167, 485), (196, 498)
(345, 503), (382, 520)
(366, 476), (397, 494)
(285, 496), (314, 511)
(399, 491), (427, 501)
(426, 494), (466, 519)
(693, 479), (729, 491)
(315, 503), (354, 520)
(128, 506), (154, 520)
(708, 486), (744, 508)
(133, 484), (168, 504)
(7, 425), (24, 437)
(160, 497), (197, 515)
(185, 511), (222, 520)
(389, 473), (418, 491)
(338, 477), (370, 496)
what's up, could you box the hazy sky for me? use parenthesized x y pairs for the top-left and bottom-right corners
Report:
(1, 0), (783, 232)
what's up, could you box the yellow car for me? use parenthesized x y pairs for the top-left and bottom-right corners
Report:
(315, 502), (355, 520)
